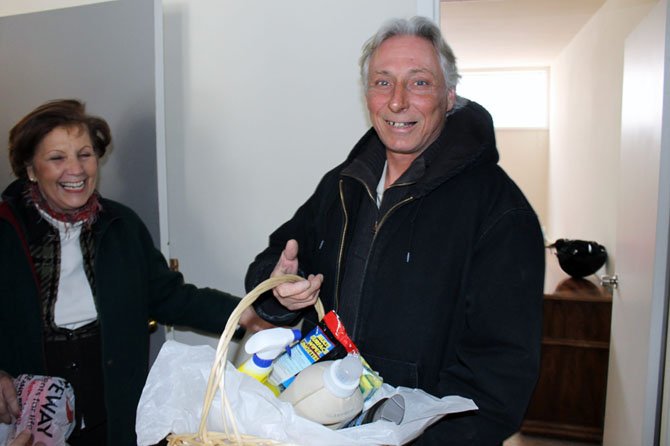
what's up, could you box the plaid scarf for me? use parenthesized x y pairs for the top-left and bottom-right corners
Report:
(23, 182), (100, 339)
(27, 181), (102, 228)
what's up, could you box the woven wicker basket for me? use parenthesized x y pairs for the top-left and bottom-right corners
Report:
(167, 274), (324, 446)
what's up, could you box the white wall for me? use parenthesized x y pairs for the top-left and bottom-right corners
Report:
(548, 0), (656, 270)
(496, 129), (549, 236)
(161, 0), (420, 348)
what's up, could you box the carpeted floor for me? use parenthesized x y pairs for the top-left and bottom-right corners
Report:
(504, 433), (598, 446)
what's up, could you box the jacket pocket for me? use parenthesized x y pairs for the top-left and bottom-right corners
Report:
(364, 352), (419, 388)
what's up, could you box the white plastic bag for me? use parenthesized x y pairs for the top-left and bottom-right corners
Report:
(136, 340), (477, 446)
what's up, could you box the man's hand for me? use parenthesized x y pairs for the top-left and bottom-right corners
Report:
(271, 239), (323, 310)
(0, 370), (19, 424)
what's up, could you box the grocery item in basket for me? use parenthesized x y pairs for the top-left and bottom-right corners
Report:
(359, 356), (383, 401)
(342, 394), (406, 428)
(267, 310), (357, 393)
(279, 354), (364, 429)
(237, 327), (302, 387)
(8, 374), (75, 446)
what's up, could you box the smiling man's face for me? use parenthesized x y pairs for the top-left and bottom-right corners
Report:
(365, 35), (454, 158)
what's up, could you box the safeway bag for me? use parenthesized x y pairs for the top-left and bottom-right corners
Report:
(0, 374), (75, 446)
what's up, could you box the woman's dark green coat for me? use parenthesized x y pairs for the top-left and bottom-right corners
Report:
(0, 180), (240, 445)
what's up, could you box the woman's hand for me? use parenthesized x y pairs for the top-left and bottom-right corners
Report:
(1, 373), (35, 445)
(0, 370), (20, 424)
(9, 430), (33, 446)
(238, 306), (276, 332)
(270, 239), (323, 311)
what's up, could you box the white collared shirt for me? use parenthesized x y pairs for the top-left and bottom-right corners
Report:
(39, 210), (97, 329)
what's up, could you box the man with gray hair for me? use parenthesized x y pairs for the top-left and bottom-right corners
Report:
(246, 16), (544, 445)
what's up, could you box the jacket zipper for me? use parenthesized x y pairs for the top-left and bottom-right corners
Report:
(351, 196), (415, 338)
(334, 180), (349, 311)
(373, 196), (414, 234)
(334, 177), (415, 314)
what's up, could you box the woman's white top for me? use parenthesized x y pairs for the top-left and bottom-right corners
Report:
(39, 210), (98, 329)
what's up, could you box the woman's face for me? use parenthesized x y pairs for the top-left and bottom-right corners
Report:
(26, 125), (99, 214)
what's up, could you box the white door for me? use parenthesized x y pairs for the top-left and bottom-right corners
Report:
(603, 0), (670, 443)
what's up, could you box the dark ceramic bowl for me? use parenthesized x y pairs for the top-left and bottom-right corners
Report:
(551, 239), (608, 278)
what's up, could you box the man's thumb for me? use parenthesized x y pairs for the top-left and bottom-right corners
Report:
(283, 239), (299, 261)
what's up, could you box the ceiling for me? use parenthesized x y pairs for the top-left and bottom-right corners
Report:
(440, 0), (607, 69)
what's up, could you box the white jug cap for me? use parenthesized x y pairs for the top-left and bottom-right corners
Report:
(323, 355), (363, 398)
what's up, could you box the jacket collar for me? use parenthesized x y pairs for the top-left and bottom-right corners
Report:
(1, 179), (53, 247)
(2, 179), (120, 242)
(341, 99), (499, 198)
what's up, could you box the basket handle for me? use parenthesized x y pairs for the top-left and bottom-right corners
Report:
(197, 274), (324, 440)
(237, 274), (325, 321)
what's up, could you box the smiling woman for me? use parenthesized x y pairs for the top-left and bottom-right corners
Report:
(0, 99), (261, 445)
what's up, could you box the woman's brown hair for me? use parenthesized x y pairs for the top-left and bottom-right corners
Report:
(8, 99), (112, 179)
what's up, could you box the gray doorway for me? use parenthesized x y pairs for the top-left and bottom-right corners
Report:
(0, 0), (165, 358)
(0, 0), (160, 241)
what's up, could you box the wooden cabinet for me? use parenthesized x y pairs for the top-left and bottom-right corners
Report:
(521, 255), (612, 443)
